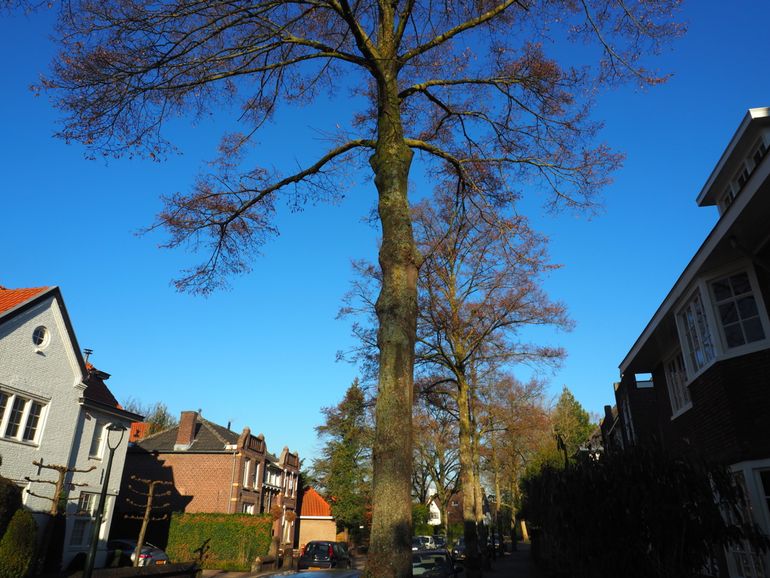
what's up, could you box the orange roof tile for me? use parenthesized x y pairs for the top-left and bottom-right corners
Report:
(300, 488), (333, 518)
(0, 286), (50, 316)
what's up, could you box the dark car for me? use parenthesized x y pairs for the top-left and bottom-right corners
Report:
(412, 549), (463, 577)
(434, 536), (447, 549)
(106, 539), (169, 567)
(451, 537), (466, 561)
(298, 541), (352, 570)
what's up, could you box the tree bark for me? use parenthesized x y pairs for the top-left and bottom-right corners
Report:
(366, 56), (419, 578)
(457, 376), (482, 578)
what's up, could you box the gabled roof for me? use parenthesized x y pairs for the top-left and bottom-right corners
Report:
(0, 285), (51, 317)
(300, 488), (333, 518)
(134, 416), (239, 453)
(0, 284), (88, 378)
(83, 363), (121, 407)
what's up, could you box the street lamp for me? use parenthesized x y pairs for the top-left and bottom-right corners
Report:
(83, 423), (127, 578)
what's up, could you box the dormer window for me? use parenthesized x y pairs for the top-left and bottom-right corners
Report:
(750, 137), (768, 168)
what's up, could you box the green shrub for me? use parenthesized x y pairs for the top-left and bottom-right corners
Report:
(0, 475), (22, 538)
(0, 508), (36, 578)
(166, 512), (272, 571)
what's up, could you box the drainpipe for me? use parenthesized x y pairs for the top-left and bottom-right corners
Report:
(227, 446), (239, 514)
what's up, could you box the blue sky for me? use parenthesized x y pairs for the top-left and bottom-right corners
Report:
(2, 1), (769, 463)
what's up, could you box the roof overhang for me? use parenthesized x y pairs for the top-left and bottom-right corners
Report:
(697, 108), (770, 207)
(621, 119), (770, 375)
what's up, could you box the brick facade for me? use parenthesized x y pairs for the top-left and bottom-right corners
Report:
(116, 411), (300, 547)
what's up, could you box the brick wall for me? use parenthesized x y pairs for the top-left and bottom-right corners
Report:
(122, 450), (238, 515)
(298, 519), (337, 548)
(654, 348), (770, 464)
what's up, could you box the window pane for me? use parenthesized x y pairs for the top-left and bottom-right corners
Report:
(0, 392), (7, 419)
(719, 303), (739, 325)
(22, 402), (42, 441)
(89, 422), (104, 457)
(712, 278), (732, 301)
(5, 397), (26, 438)
(724, 324), (746, 348)
(711, 272), (767, 350)
(730, 273), (751, 296)
(737, 296), (759, 319)
(744, 318), (766, 343)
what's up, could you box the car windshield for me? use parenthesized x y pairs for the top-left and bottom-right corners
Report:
(412, 553), (450, 576)
(305, 543), (332, 559)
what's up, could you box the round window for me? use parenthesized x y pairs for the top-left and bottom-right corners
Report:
(32, 326), (50, 348)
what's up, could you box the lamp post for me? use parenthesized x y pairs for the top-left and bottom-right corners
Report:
(83, 423), (127, 578)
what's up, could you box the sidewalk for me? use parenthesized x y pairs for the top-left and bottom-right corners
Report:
(487, 543), (543, 578)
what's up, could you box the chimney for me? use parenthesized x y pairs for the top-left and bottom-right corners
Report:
(604, 405), (614, 423)
(175, 411), (198, 450)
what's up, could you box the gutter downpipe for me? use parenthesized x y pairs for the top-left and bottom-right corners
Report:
(228, 446), (239, 514)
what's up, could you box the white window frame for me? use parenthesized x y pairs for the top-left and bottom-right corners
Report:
(675, 263), (770, 384)
(676, 287), (717, 377)
(243, 459), (251, 488)
(89, 420), (106, 459)
(708, 269), (769, 354)
(71, 491), (99, 547)
(0, 387), (49, 446)
(665, 350), (692, 418)
(620, 396), (635, 444)
(726, 460), (770, 578)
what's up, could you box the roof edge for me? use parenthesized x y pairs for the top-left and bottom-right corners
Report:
(697, 107), (770, 206)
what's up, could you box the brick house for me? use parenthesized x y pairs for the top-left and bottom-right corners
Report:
(606, 108), (770, 577)
(119, 410), (300, 545)
(0, 285), (139, 569)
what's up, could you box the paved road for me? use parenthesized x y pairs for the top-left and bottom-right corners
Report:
(201, 543), (542, 578)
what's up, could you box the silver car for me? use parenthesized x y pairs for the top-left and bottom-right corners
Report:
(107, 539), (170, 566)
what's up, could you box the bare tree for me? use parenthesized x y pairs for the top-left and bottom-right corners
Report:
(413, 398), (460, 535)
(343, 187), (573, 575)
(123, 476), (172, 567)
(34, 0), (683, 574)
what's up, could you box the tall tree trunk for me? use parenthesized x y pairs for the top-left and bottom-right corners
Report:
(457, 377), (482, 578)
(509, 478), (518, 551)
(367, 57), (419, 578)
(472, 428), (489, 571)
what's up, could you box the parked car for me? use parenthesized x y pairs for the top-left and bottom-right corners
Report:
(106, 539), (169, 567)
(412, 549), (463, 577)
(433, 536), (447, 549)
(298, 541), (352, 570)
(412, 535), (436, 550)
(451, 537), (466, 561)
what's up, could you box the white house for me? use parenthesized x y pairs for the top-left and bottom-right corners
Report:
(0, 285), (139, 569)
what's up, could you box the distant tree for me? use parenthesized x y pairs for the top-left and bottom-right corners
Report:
(551, 387), (594, 463)
(123, 399), (178, 436)
(343, 189), (571, 576)
(312, 380), (372, 538)
(479, 374), (553, 543)
(413, 397), (460, 537)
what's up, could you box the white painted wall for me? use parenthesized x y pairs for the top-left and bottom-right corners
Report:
(0, 296), (84, 513)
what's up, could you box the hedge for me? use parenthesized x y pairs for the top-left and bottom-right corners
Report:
(166, 512), (272, 571)
(520, 444), (770, 578)
(0, 508), (37, 578)
(0, 475), (22, 538)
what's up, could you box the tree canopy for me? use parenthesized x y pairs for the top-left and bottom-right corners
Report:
(312, 380), (372, 535)
(31, 0), (684, 573)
